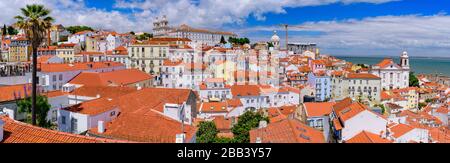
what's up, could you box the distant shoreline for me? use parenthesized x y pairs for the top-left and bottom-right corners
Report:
(332, 55), (450, 59)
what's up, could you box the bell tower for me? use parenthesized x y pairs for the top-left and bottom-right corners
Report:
(400, 51), (409, 69)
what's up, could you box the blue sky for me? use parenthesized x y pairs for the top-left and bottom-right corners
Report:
(2, 0), (450, 57)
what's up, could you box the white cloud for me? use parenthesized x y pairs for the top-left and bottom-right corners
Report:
(0, 0), (398, 32)
(3, 0), (447, 57)
(113, 0), (400, 28)
(242, 14), (450, 57)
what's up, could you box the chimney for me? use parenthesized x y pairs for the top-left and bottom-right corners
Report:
(96, 94), (101, 98)
(258, 120), (267, 129)
(98, 121), (105, 133)
(176, 133), (185, 143)
(0, 119), (4, 142)
(256, 137), (262, 143)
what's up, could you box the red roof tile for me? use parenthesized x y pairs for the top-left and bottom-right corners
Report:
(69, 69), (152, 87)
(88, 110), (196, 143)
(231, 84), (261, 97)
(250, 119), (325, 143)
(0, 116), (124, 143)
(304, 102), (336, 117)
(346, 73), (381, 79)
(0, 84), (31, 102)
(40, 62), (124, 72)
(346, 131), (391, 143)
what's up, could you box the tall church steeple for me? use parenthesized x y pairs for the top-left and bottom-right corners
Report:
(400, 51), (409, 69)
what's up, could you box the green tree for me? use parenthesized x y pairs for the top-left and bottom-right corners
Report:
(17, 95), (52, 128)
(425, 99), (433, 103)
(418, 102), (427, 109)
(228, 37), (251, 45)
(129, 31), (135, 35)
(220, 36), (227, 44)
(231, 111), (269, 143)
(196, 121), (219, 143)
(15, 4), (54, 125)
(136, 32), (153, 41)
(7, 26), (19, 35)
(66, 25), (93, 34)
(409, 72), (419, 87)
(267, 42), (274, 48)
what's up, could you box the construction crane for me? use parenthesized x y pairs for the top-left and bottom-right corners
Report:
(279, 24), (305, 50)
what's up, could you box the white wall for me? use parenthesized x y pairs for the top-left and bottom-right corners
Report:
(342, 110), (387, 141)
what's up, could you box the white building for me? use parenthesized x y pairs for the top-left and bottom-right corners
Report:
(67, 30), (94, 44)
(331, 98), (388, 142)
(388, 123), (429, 143)
(370, 51), (410, 90)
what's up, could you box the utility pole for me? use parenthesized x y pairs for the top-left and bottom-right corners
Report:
(281, 24), (289, 50)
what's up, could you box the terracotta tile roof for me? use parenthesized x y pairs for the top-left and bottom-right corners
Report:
(428, 127), (450, 143)
(436, 107), (448, 114)
(162, 59), (183, 66)
(333, 119), (343, 130)
(70, 86), (137, 98)
(267, 107), (287, 123)
(113, 88), (193, 113)
(389, 123), (414, 138)
(332, 97), (353, 113)
(312, 59), (326, 65)
(40, 62), (124, 73)
(63, 97), (118, 115)
(249, 119), (325, 143)
(336, 102), (368, 122)
(69, 69), (152, 87)
(225, 98), (243, 107)
(112, 46), (128, 55)
(58, 43), (76, 48)
(346, 73), (381, 79)
(88, 110), (196, 143)
(0, 116), (124, 143)
(331, 70), (344, 77)
(231, 84), (261, 97)
(38, 46), (57, 51)
(37, 55), (54, 64)
(205, 78), (225, 83)
(375, 58), (395, 68)
(304, 102), (336, 117)
(278, 105), (297, 116)
(42, 90), (67, 98)
(0, 84), (31, 102)
(346, 131), (391, 143)
(199, 102), (228, 113)
(213, 116), (233, 131)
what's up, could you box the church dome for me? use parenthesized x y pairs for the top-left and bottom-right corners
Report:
(401, 51), (408, 57)
(271, 31), (280, 42)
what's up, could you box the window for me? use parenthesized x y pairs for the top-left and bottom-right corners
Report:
(110, 111), (116, 117)
(71, 118), (78, 133)
(61, 116), (66, 125)
(52, 110), (57, 122)
(52, 75), (57, 81)
(59, 74), (63, 81)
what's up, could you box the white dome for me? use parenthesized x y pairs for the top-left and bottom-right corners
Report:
(271, 31), (280, 42)
(402, 51), (408, 57)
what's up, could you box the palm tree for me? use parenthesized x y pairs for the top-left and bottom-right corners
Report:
(15, 4), (54, 125)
